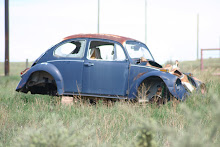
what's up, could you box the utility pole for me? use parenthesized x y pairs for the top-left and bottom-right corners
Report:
(219, 36), (220, 58)
(197, 14), (199, 60)
(5, 0), (9, 76)
(97, 0), (100, 33)
(145, 0), (147, 45)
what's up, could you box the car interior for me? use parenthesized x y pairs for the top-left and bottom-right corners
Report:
(88, 41), (115, 60)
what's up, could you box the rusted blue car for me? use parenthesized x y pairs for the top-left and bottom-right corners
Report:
(16, 34), (205, 103)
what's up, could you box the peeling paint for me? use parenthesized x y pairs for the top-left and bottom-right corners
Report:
(134, 72), (148, 81)
(64, 34), (138, 44)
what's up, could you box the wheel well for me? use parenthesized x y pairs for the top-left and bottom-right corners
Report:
(26, 71), (57, 95)
(142, 76), (164, 85)
(138, 76), (171, 100)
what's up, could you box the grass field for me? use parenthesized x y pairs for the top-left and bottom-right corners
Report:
(0, 59), (219, 147)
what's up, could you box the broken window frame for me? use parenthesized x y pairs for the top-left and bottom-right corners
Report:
(53, 39), (87, 58)
(125, 40), (154, 61)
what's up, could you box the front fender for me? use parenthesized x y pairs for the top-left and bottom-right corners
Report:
(16, 62), (64, 95)
(128, 71), (187, 100)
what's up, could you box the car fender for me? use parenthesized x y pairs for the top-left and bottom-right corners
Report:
(128, 71), (187, 100)
(16, 62), (64, 95)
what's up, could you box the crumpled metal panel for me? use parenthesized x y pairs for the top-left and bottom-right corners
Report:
(128, 64), (187, 100)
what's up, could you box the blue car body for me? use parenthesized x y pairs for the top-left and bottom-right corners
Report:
(16, 34), (198, 101)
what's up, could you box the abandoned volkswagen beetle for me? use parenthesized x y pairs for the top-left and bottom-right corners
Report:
(16, 34), (205, 103)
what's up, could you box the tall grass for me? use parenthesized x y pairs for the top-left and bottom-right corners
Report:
(0, 61), (219, 147)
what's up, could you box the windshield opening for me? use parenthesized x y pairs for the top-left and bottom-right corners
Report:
(125, 41), (154, 61)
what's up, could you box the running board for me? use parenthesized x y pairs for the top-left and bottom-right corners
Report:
(63, 93), (128, 100)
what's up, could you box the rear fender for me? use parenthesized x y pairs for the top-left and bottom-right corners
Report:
(128, 71), (187, 100)
(16, 62), (64, 95)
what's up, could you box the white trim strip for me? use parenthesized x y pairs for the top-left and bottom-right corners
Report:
(47, 60), (84, 63)
(131, 64), (160, 70)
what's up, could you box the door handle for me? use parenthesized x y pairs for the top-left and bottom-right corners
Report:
(84, 62), (94, 67)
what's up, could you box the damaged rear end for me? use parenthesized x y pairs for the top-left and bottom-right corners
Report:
(16, 66), (58, 96)
(16, 49), (63, 96)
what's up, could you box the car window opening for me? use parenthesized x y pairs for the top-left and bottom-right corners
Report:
(88, 41), (126, 61)
(54, 40), (86, 58)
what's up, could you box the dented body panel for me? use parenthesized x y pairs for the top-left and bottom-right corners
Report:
(128, 64), (187, 100)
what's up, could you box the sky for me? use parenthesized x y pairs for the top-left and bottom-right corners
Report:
(0, 0), (220, 64)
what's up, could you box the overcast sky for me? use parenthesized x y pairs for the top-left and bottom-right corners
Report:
(0, 0), (220, 64)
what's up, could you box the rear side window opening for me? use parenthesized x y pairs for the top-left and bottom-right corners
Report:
(54, 40), (86, 58)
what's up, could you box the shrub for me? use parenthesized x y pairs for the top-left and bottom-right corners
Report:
(11, 114), (94, 147)
(135, 124), (157, 147)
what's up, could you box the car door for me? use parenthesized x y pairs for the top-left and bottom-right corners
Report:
(50, 39), (87, 93)
(82, 39), (129, 96)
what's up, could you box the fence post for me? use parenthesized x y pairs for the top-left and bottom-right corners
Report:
(200, 49), (203, 71)
(26, 59), (28, 68)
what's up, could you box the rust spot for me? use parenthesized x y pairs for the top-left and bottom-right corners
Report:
(18, 81), (25, 88)
(63, 34), (139, 45)
(134, 72), (148, 81)
(173, 82), (176, 93)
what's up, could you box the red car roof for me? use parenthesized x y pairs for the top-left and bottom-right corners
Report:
(63, 34), (137, 44)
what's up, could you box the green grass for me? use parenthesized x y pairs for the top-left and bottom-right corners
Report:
(0, 62), (33, 76)
(0, 60), (220, 147)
